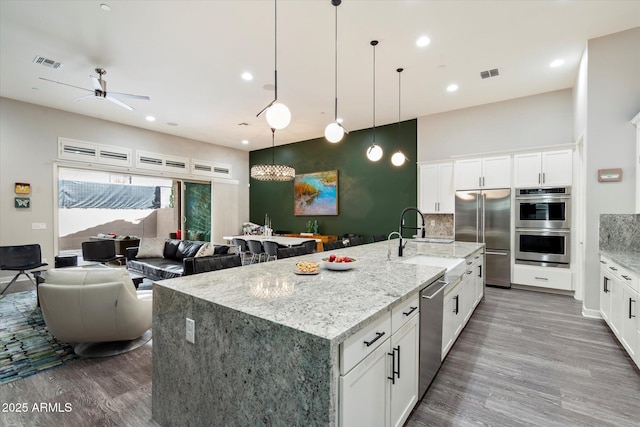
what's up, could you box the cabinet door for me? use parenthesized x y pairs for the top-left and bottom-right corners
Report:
(455, 159), (482, 190)
(340, 340), (391, 427)
(609, 275), (624, 337)
(419, 164), (439, 214)
(437, 163), (455, 213)
(461, 270), (474, 325)
(442, 284), (463, 360)
(390, 315), (419, 427)
(514, 152), (542, 188)
(481, 156), (511, 189)
(600, 264), (613, 325)
(542, 150), (572, 186)
(620, 285), (638, 360)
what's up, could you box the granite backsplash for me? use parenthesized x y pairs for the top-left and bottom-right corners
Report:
(423, 213), (454, 238)
(600, 214), (640, 252)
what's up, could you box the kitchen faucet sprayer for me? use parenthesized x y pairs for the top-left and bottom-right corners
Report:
(398, 207), (426, 257)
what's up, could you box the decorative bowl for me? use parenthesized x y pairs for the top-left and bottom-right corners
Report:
(321, 256), (356, 271)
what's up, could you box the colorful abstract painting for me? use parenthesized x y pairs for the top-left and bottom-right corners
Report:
(294, 170), (338, 215)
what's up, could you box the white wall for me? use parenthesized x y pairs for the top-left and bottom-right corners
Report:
(583, 27), (640, 312)
(0, 97), (249, 272)
(417, 89), (573, 162)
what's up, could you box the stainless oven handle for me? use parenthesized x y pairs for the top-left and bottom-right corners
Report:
(515, 195), (571, 201)
(515, 228), (570, 233)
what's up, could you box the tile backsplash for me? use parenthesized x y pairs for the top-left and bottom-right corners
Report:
(423, 214), (454, 238)
(600, 214), (640, 252)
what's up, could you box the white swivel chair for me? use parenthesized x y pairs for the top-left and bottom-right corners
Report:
(38, 268), (152, 357)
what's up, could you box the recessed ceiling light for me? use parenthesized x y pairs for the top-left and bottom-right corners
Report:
(100, 4), (111, 12)
(241, 72), (253, 81)
(242, 140), (249, 145)
(145, 116), (156, 122)
(167, 122), (178, 127)
(416, 36), (431, 47)
(550, 59), (565, 68)
(446, 84), (459, 92)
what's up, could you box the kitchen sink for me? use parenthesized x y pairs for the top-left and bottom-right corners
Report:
(400, 255), (464, 270)
(411, 237), (454, 244)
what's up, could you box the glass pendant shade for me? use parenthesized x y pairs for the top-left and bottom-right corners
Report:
(325, 122), (344, 143)
(366, 144), (383, 161)
(266, 102), (291, 130)
(250, 164), (295, 181)
(391, 151), (406, 166)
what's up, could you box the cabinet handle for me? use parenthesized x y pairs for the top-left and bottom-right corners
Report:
(466, 261), (473, 265)
(482, 176), (485, 187)
(609, 266), (618, 271)
(387, 346), (400, 384)
(479, 176), (482, 187)
(403, 306), (418, 317)
(364, 331), (385, 347)
(478, 265), (482, 278)
(453, 295), (459, 314)
(466, 270), (473, 275)
(630, 298), (636, 319)
(600, 260), (606, 264)
(538, 173), (541, 184)
(603, 277), (609, 294)
(534, 276), (549, 281)
(542, 172), (546, 183)
(435, 202), (438, 212)
(621, 275), (632, 281)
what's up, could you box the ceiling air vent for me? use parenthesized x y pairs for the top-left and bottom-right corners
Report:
(480, 68), (500, 79)
(33, 55), (63, 69)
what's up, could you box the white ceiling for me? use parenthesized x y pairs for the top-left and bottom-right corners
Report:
(1, 1), (638, 151)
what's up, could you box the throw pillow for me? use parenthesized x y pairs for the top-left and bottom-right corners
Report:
(136, 237), (166, 258)
(195, 242), (215, 257)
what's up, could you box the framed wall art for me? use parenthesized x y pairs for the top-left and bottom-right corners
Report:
(294, 170), (338, 216)
(15, 197), (31, 208)
(15, 182), (30, 194)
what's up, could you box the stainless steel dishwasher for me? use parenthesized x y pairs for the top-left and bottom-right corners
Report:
(419, 275), (447, 399)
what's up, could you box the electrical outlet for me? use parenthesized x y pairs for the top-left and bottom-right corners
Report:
(430, 220), (436, 226)
(186, 318), (195, 343)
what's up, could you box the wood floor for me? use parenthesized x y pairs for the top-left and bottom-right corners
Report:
(1, 286), (638, 426)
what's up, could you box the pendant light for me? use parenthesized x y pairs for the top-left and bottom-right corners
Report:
(250, 128), (295, 181)
(257, 0), (291, 130)
(325, 0), (345, 143)
(366, 40), (383, 162)
(391, 67), (408, 167)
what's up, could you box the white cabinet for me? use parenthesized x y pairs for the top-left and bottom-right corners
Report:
(455, 156), (511, 190)
(599, 255), (640, 369)
(419, 163), (454, 214)
(441, 280), (463, 360)
(339, 295), (420, 427)
(632, 112), (640, 214)
(512, 264), (572, 291)
(513, 149), (572, 188)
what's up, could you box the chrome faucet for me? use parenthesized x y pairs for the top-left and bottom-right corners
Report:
(398, 207), (426, 257)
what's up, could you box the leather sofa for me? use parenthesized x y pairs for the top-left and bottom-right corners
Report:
(125, 239), (234, 281)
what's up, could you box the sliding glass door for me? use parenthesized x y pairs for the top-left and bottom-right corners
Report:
(182, 181), (211, 242)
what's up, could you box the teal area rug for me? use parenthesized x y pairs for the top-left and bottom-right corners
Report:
(0, 290), (78, 385)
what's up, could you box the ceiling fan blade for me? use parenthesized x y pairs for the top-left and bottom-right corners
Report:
(108, 92), (150, 101)
(39, 77), (92, 93)
(90, 76), (103, 92)
(74, 94), (95, 101)
(106, 95), (134, 111)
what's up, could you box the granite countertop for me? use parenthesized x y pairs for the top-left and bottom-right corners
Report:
(156, 240), (484, 344)
(600, 249), (640, 275)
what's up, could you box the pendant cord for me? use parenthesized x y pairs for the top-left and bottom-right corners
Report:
(334, 5), (338, 122)
(271, 128), (276, 165)
(274, 0), (278, 101)
(372, 42), (376, 143)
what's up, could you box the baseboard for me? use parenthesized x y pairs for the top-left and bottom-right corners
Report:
(582, 307), (601, 319)
(511, 284), (574, 296)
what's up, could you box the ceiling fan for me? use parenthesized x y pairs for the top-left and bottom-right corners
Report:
(39, 68), (150, 111)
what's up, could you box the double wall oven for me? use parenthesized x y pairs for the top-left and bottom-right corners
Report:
(515, 187), (571, 268)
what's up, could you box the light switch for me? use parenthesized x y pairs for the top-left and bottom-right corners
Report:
(32, 223), (47, 230)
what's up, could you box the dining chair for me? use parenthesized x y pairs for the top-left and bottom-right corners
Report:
(372, 234), (387, 242)
(232, 238), (252, 265)
(299, 240), (317, 254)
(246, 240), (266, 263)
(322, 241), (345, 251)
(262, 241), (280, 262)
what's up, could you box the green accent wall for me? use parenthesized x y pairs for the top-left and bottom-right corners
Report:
(249, 120), (418, 242)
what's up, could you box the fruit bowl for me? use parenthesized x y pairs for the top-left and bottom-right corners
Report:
(321, 255), (356, 271)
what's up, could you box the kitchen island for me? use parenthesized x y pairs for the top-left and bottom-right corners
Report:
(152, 240), (484, 426)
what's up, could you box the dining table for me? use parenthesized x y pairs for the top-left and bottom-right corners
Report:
(222, 235), (322, 247)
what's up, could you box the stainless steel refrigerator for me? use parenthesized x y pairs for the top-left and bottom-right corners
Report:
(455, 189), (511, 288)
